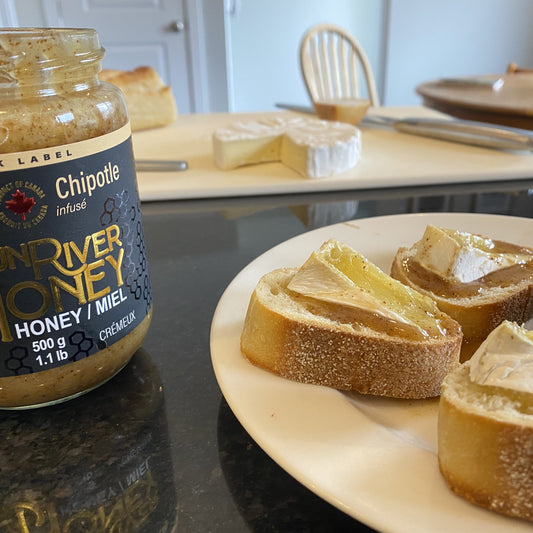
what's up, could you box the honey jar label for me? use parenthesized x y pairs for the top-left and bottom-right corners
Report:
(0, 124), (152, 376)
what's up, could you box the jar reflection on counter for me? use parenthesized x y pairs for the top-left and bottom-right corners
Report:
(0, 349), (177, 533)
(0, 28), (152, 408)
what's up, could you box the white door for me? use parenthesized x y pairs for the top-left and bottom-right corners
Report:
(45, 0), (198, 114)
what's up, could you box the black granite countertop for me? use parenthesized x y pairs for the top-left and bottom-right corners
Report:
(1, 183), (532, 532)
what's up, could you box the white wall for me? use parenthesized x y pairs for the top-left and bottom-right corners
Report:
(225, 0), (388, 112)
(224, 0), (533, 110)
(384, 0), (533, 105)
(7, 0), (533, 111)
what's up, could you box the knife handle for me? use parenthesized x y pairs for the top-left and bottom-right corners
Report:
(135, 159), (188, 172)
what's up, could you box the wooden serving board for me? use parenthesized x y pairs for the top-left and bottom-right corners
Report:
(417, 74), (533, 130)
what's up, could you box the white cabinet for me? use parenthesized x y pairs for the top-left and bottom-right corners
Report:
(4, 0), (533, 112)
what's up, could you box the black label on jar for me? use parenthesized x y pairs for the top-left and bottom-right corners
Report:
(0, 125), (152, 377)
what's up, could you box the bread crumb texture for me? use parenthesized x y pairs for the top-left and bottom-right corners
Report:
(438, 363), (533, 521)
(241, 268), (461, 399)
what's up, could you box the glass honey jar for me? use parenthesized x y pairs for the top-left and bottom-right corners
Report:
(0, 28), (152, 408)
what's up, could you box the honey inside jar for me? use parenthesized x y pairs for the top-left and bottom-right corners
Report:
(0, 28), (152, 409)
(0, 28), (127, 152)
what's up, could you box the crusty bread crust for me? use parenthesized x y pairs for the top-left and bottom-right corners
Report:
(100, 66), (165, 90)
(99, 66), (177, 131)
(438, 364), (533, 521)
(391, 247), (533, 358)
(241, 268), (462, 399)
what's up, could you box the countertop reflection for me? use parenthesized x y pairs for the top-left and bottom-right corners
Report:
(0, 349), (177, 533)
(217, 398), (361, 532)
(2, 185), (533, 532)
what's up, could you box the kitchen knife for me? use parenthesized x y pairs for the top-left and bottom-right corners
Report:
(274, 102), (533, 152)
(135, 159), (188, 172)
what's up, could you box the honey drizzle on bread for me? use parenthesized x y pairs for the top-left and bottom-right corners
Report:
(241, 266), (462, 398)
(391, 230), (533, 360)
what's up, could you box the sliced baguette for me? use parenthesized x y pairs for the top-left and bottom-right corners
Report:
(391, 243), (533, 359)
(241, 265), (462, 399)
(99, 66), (177, 131)
(438, 360), (533, 521)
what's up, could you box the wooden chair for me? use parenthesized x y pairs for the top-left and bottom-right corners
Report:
(299, 23), (380, 106)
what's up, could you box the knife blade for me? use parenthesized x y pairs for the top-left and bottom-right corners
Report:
(365, 116), (533, 152)
(363, 115), (533, 152)
(274, 102), (533, 152)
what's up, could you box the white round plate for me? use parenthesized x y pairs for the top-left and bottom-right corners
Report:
(210, 212), (533, 533)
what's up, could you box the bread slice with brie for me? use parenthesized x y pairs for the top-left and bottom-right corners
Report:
(391, 225), (533, 359)
(438, 321), (533, 521)
(240, 239), (462, 399)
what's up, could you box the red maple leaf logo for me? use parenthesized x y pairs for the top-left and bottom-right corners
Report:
(6, 189), (36, 221)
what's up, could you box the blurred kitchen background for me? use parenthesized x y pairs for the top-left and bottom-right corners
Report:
(4, 0), (532, 115)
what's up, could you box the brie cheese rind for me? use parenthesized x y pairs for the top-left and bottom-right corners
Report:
(412, 225), (532, 283)
(288, 239), (444, 337)
(212, 116), (361, 179)
(469, 321), (533, 394)
(281, 118), (361, 178)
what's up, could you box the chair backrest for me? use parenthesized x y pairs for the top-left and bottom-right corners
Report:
(299, 23), (380, 106)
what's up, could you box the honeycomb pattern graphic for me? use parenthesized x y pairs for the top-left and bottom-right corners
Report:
(1, 186), (152, 376)
(69, 331), (94, 361)
(99, 190), (152, 314)
(100, 197), (120, 226)
(5, 346), (32, 375)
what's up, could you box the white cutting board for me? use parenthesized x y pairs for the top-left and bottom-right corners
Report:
(132, 107), (533, 201)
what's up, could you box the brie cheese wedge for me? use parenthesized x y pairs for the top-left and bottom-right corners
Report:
(213, 116), (361, 178)
(288, 239), (443, 336)
(469, 321), (533, 394)
(413, 225), (531, 283)
(212, 117), (288, 170)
